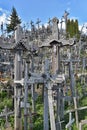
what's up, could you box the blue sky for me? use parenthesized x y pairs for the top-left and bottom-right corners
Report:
(0, 0), (87, 30)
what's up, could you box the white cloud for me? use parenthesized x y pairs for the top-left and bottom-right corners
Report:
(0, 13), (7, 25)
(58, 19), (65, 30)
(79, 23), (87, 34)
(0, 7), (9, 15)
(0, 7), (10, 25)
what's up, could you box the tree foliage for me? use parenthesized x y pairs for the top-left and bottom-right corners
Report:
(7, 7), (21, 33)
(66, 19), (79, 38)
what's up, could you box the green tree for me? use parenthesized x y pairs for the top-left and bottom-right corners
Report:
(66, 19), (79, 38)
(66, 19), (71, 38)
(7, 7), (21, 33)
(75, 19), (79, 35)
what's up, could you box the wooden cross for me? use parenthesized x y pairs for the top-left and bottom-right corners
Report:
(0, 106), (13, 128)
(23, 62), (28, 130)
(13, 41), (28, 130)
(14, 58), (56, 130)
(61, 53), (80, 128)
(63, 10), (69, 20)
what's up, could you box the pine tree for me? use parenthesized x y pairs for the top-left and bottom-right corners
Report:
(7, 7), (21, 33)
(75, 20), (79, 35)
(70, 19), (74, 37)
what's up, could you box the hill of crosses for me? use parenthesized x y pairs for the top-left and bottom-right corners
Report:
(0, 11), (87, 130)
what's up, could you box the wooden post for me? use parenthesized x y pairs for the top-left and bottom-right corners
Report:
(65, 112), (75, 130)
(56, 87), (62, 130)
(79, 120), (87, 130)
(79, 122), (82, 130)
(44, 84), (49, 130)
(48, 82), (56, 130)
(43, 59), (49, 130)
(69, 54), (79, 128)
(14, 25), (24, 130)
(51, 17), (60, 74)
(24, 62), (28, 130)
(61, 53), (79, 129)
(73, 97), (79, 128)
(31, 54), (36, 113)
(69, 112), (72, 130)
(15, 24), (23, 43)
(14, 51), (22, 130)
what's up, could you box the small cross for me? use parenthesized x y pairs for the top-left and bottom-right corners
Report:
(36, 18), (41, 29)
(0, 106), (13, 128)
(48, 18), (51, 26)
(63, 10), (69, 20)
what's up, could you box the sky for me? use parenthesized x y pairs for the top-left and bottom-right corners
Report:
(0, 0), (87, 32)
